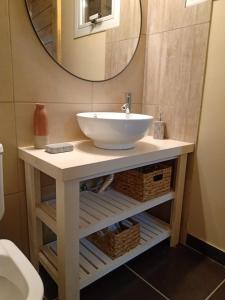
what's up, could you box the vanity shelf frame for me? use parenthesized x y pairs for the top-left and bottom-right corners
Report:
(19, 136), (194, 300)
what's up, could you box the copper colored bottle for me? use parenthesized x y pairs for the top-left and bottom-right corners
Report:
(33, 104), (49, 149)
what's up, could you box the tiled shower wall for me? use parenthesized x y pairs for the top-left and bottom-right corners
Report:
(0, 0), (212, 255)
(142, 0), (212, 142)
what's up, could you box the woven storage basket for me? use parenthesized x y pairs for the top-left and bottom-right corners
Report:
(113, 163), (172, 202)
(88, 219), (140, 259)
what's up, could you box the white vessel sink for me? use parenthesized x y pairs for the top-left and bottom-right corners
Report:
(77, 112), (153, 149)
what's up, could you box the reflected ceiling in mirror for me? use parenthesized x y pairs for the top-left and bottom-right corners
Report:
(25, 0), (142, 81)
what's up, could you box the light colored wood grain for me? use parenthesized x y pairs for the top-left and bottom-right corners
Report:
(56, 179), (80, 300)
(36, 205), (56, 233)
(39, 251), (58, 283)
(41, 212), (171, 289)
(21, 140), (193, 295)
(37, 190), (174, 239)
(24, 163), (43, 268)
(170, 154), (188, 246)
(19, 136), (194, 181)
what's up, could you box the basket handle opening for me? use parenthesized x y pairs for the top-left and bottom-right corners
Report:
(153, 174), (163, 182)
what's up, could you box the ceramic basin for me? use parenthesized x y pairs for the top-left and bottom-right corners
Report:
(77, 112), (153, 149)
(0, 240), (44, 300)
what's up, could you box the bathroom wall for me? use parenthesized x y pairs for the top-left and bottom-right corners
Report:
(105, 0), (141, 78)
(186, 0), (225, 252)
(0, 0), (214, 256)
(142, 0), (212, 142)
(0, 0), (146, 255)
(61, 0), (107, 81)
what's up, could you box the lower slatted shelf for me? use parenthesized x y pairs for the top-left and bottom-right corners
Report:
(37, 189), (173, 239)
(40, 212), (170, 289)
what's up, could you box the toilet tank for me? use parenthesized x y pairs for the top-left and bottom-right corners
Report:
(0, 144), (4, 220)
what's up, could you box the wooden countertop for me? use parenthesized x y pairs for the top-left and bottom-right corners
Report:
(18, 136), (194, 181)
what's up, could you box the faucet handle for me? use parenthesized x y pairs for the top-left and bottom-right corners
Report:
(121, 103), (130, 114)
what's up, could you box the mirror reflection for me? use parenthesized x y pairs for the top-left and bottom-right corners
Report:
(83, 0), (112, 23)
(25, 0), (141, 81)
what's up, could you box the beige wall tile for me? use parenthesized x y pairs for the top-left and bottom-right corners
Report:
(188, 23), (210, 107)
(144, 24), (209, 108)
(0, 0), (8, 17)
(157, 105), (174, 139)
(93, 37), (145, 104)
(184, 104), (201, 142)
(142, 104), (159, 118)
(148, 0), (212, 34)
(9, 0), (93, 103)
(143, 34), (161, 105)
(155, 103), (202, 143)
(142, 104), (159, 134)
(105, 42), (112, 79)
(143, 23), (209, 143)
(0, 192), (28, 254)
(106, 0), (141, 44)
(15, 103), (92, 147)
(0, 103), (19, 194)
(93, 103), (142, 113)
(170, 104), (187, 141)
(141, 0), (148, 35)
(107, 38), (139, 79)
(0, 0), (13, 102)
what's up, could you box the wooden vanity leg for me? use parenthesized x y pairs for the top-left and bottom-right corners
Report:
(170, 154), (188, 247)
(56, 179), (80, 300)
(24, 163), (43, 269)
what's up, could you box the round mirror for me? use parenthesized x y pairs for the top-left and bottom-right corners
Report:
(25, 0), (142, 81)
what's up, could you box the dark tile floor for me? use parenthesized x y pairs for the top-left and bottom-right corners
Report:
(41, 240), (225, 300)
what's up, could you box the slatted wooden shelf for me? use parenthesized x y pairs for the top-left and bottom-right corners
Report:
(40, 212), (170, 289)
(37, 189), (174, 239)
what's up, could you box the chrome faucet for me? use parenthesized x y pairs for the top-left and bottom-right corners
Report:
(121, 93), (132, 114)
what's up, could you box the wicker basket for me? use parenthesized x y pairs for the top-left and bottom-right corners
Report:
(88, 219), (140, 259)
(113, 163), (172, 202)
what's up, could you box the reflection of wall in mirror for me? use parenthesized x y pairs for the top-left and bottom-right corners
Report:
(26, 0), (58, 57)
(61, 0), (106, 81)
(27, 0), (141, 81)
(60, 0), (140, 80)
(105, 0), (140, 79)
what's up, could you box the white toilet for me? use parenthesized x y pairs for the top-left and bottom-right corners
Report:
(0, 144), (44, 300)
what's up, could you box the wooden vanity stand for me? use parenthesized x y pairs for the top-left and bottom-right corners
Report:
(19, 136), (194, 300)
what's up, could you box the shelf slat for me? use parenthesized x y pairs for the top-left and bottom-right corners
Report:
(41, 212), (170, 289)
(38, 189), (173, 238)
